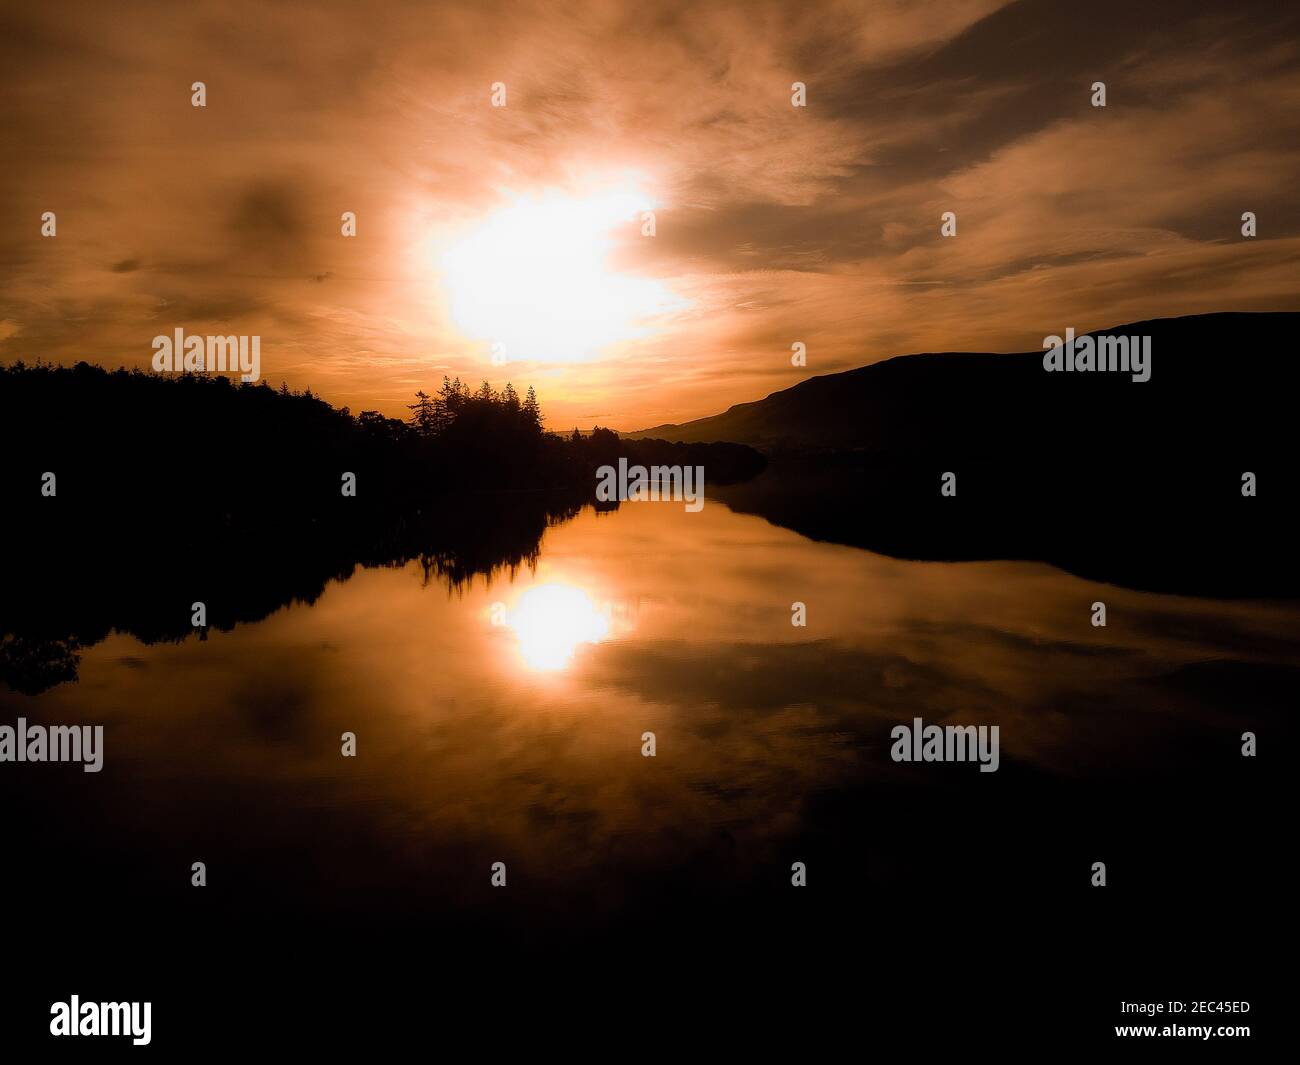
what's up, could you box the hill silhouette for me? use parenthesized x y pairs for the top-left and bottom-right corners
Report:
(635, 312), (1298, 596)
(627, 312), (1298, 459)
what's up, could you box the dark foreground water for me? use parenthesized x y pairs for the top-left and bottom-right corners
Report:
(3, 498), (1294, 1048)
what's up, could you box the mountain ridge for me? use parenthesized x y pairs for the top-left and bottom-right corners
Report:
(625, 311), (1298, 454)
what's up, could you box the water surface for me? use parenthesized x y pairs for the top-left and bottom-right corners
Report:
(5, 499), (1295, 934)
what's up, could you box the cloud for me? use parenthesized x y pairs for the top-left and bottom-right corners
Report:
(1, 0), (1297, 428)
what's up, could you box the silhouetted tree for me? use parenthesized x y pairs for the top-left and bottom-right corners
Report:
(523, 386), (542, 430)
(407, 390), (439, 435)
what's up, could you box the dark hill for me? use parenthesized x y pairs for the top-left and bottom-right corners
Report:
(635, 312), (1299, 595)
(627, 312), (1299, 461)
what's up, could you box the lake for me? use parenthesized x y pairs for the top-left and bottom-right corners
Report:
(4, 495), (1294, 951)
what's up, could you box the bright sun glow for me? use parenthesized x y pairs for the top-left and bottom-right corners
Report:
(505, 583), (611, 671)
(440, 180), (681, 362)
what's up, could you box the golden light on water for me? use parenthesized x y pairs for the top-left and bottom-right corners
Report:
(504, 583), (612, 671)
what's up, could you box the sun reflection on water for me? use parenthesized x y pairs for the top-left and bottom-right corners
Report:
(504, 583), (612, 671)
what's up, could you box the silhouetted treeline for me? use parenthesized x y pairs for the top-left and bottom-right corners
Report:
(0, 362), (763, 516)
(0, 362), (765, 693)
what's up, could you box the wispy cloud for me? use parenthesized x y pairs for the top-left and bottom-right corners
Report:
(2, 0), (1297, 427)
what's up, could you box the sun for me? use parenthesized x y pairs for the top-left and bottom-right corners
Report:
(438, 180), (681, 363)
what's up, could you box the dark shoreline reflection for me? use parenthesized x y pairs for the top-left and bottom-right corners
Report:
(710, 454), (1298, 598)
(0, 490), (584, 694)
(2, 499), (1296, 942)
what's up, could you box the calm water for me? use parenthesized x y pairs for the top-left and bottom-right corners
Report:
(5, 499), (1296, 935)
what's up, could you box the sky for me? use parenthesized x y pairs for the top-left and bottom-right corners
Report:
(2, 0), (1299, 430)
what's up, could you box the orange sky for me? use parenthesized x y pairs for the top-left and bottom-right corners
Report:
(3, 0), (1299, 430)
